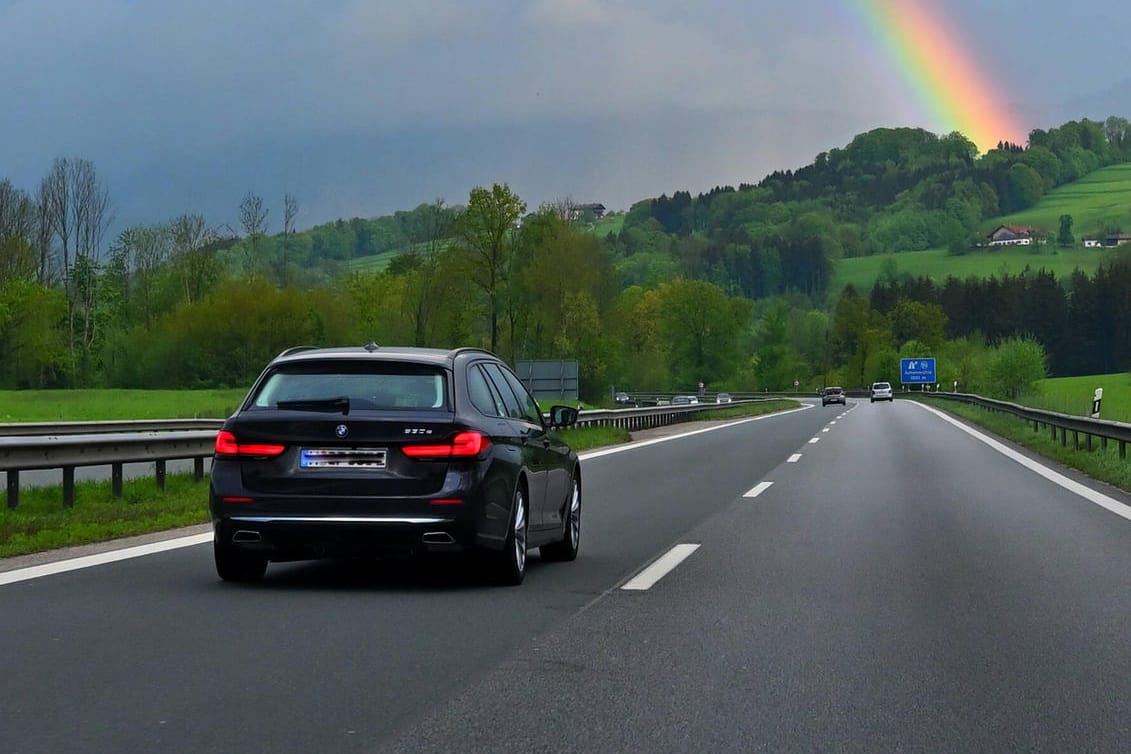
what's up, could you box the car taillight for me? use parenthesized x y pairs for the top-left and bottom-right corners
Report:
(215, 430), (286, 457)
(402, 431), (489, 459)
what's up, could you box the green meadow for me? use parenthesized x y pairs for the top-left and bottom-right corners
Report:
(1029, 372), (1131, 421)
(342, 249), (400, 274)
(590, 212), (625, 236)
(0, 389), (247, 422)
(831, 245), (1107, 296)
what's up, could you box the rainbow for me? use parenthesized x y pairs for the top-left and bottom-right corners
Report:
(851, 0), (1028, 151)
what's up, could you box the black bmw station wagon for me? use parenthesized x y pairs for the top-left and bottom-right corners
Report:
(209, 343), (581, 585)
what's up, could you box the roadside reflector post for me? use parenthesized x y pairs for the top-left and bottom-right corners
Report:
(7, 470), (18, 510)
(63, 467), (75, 508)
(1091, 388), (1103, 419)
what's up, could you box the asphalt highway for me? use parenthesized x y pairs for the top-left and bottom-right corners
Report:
(3, 400), (1131, 752)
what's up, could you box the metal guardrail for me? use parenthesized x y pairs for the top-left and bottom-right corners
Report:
(0, 400), (785, 509)
(0, 419), (224, 437)
(918, 392), (1131, 458)
(1, 430), (217, 509)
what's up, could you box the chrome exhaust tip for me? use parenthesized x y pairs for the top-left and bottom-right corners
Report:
(232, 530), (262, 543)
(421, 531), (455, 545)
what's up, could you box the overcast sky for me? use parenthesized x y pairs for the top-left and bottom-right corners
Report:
(4, 0), (1131, 234)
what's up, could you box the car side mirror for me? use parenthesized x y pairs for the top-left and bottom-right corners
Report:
(549, 405), (579, 428)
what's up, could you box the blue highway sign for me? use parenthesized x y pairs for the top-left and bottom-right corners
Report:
(900, 357), (936, 384)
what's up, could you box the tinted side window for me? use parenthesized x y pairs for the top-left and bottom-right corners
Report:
(481, 363), (524, 420)
(467, 364), (502, 417)
(498, 366), (543, 426)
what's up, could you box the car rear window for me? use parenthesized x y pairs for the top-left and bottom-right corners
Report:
(250, 361), (448, 410)
(874, 383), (891, 389)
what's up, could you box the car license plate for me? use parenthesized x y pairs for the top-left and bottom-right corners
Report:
(300, 448), (387, 469)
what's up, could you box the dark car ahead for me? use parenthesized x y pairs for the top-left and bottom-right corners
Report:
(821, 386), (846, 406)
(209, 343), (581, 585)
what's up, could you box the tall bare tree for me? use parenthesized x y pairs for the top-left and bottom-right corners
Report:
(34, 182), (55, 285)
(170, 213), (219, 304)
(0, 180), (37, 284)
(111, 225), (171, 327)
(282, 193), (299, 287)
(238, 192), (269, 276)
(402, 198), (453, 345)
(39, 157), (113, 384)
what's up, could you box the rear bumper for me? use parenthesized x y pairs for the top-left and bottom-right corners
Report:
(212, 514), (485, 559)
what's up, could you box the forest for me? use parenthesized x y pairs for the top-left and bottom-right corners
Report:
(1, 117), (1130, 401)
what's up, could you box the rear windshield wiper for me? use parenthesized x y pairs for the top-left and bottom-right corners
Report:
(276, 396), (351, 415)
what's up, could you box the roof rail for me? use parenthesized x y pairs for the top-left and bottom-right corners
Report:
(275, 345), (319, 359)
(449, 346), (498, 360)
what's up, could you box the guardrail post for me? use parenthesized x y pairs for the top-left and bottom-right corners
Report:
(63, 467), (75, 507)
(155, 460), (166, 491)
(6, 470), (18, 509)
(1087, 434), (1093, 452)
(1122, 441), (1127, 460)
(194, 457), (205, 481)
(1073, 431), (1080, 451)
(112, 464), (123, 497)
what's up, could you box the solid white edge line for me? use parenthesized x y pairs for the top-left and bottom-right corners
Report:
(744, 481), (774, 498)
(787, 453), (802, 463)
(621, 543), (701, 591)
(579, 404), (812, 461)
(0, 532), (214, 586)
(911, 401), (1131, 522)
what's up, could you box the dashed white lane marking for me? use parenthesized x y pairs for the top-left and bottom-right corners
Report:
(621, 543), (701, 591)
(744, 481), (774, 498)
(829, 421), (837, 425)
(787, 454), (802, 463)
(809, 437), (820, 444)
(0, 533), (214, 586)
(822, 427), (830, 433)
(911, 402), (1131, 523)
(580, 404), (812, 461)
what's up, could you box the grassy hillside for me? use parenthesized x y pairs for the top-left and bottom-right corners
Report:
(983, 162), (1131, 236)
(831, 164), (1131, 295)
(831, 245), (1108, 296)
(342, 249), (400, 274)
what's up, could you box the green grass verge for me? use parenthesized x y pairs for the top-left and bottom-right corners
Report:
(0, 474), (211, 558)
(0, 389), (247, 422)
(921, 398), (1131, 494)
(691, 399), (800, 420)
(558, 425), (631, 451)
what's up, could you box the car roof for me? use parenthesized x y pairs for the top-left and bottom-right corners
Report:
(269, 344), (498, 368)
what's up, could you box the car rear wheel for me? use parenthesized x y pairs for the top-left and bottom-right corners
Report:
(494, 484), (528, 585)
(541, 476), (581, 562)
(214, 538), (268, 583)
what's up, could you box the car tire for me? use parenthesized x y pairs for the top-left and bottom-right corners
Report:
(495, 482), (528, 585)
(870, 398), (875, 403)
(541, 475), (581, 562)
(214, 538), (268, 583)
